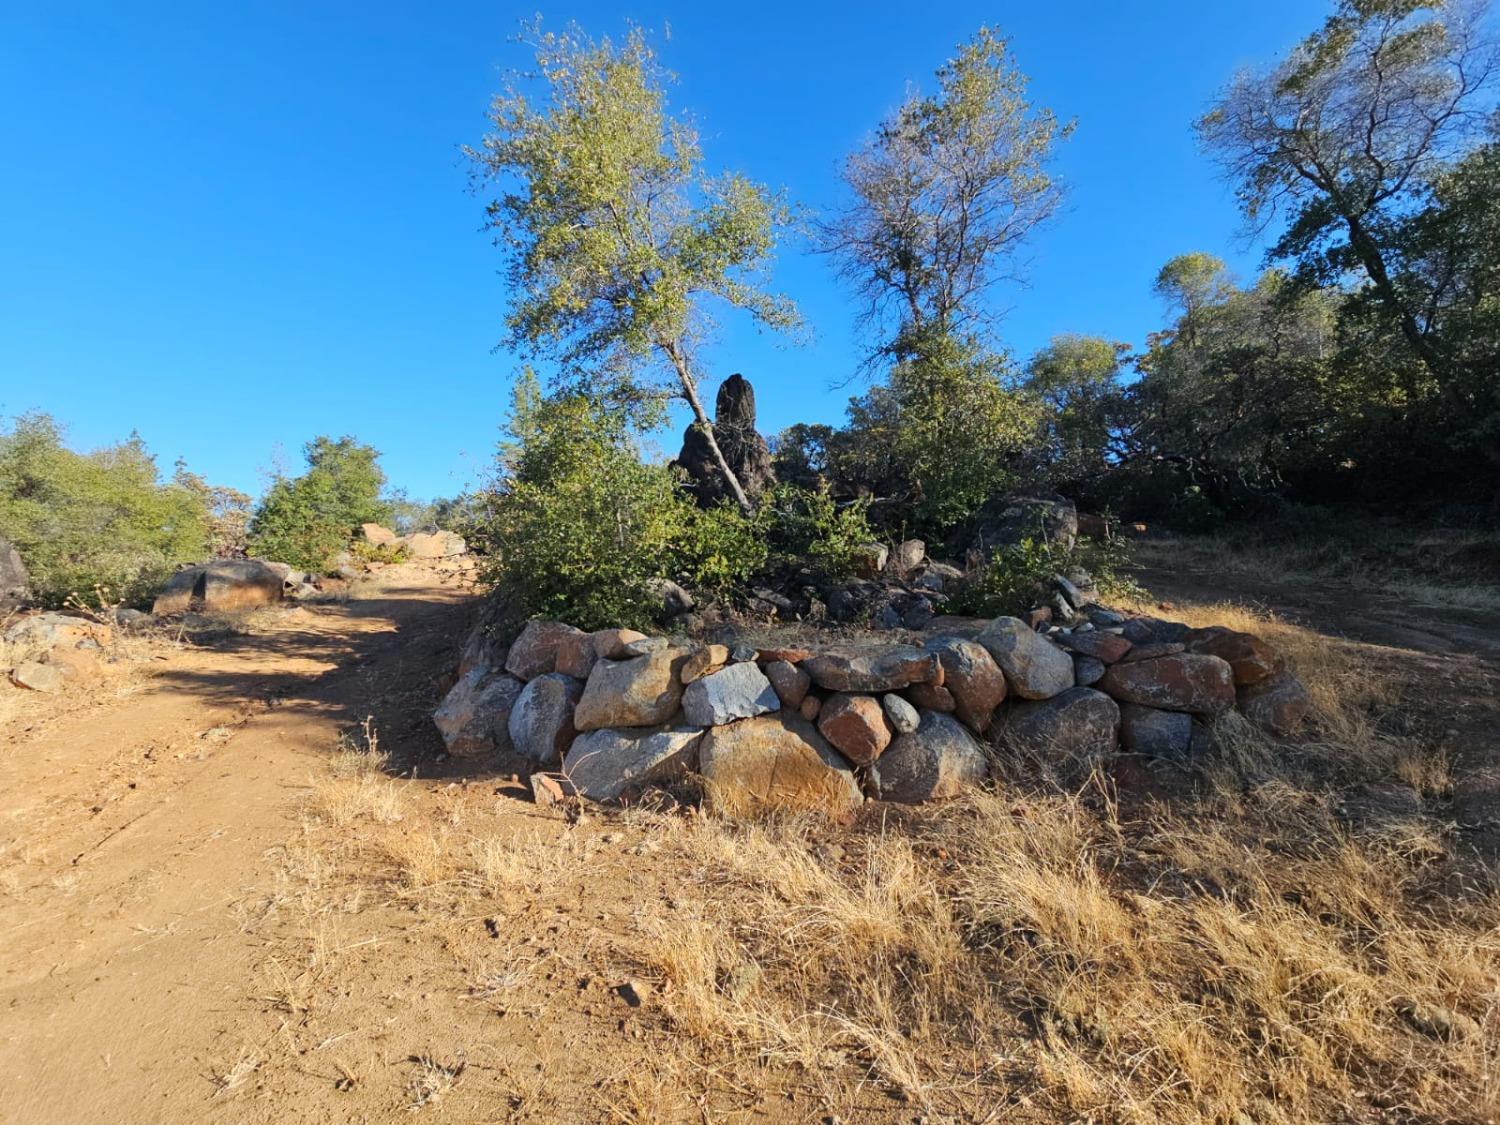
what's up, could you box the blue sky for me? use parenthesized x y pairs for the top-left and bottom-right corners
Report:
(1, 0), (1329, 500)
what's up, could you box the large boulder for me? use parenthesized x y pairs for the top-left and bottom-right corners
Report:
(764, 659), (811, 709)
(562, 724), (703, 802)
(1099, 653), (1236, 715)
(406, 530), (467, 559)
(507, 672), (583, 766)
(1118, 703), (1193, 759)
(152, 560), (285, 615)
(0, 537), (29, 611)
(574, 647), (691, 730)
(1237, 673), (1312, 736)
(966, 491), (1077, 558)
(974, 617), (1075, 700)
(504, 620), (585, 681)
(699, 714), (862, 817)
(802, 645), (940, 693)
(817, 693), (892, 765)
(360, 523), (399, 545)
(869, 711), (990, 804)
(923, 636), (1007, 733)
(1182, 628), (1284, 686)
(999, 687), (1120, 769)
(433, 669), (525, 757)
(673, 373), (776, 507)
(682, 662), (780, 728)
(3, 612), (112, 657)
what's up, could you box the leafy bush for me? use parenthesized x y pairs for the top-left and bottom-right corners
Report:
(674, 502), (769, 595)
(762, 485), (873, 579)
(248, 436), (391, 572)
(0, 414), (210, 607)
(949, 532), (1142, 618)
(349, 539), (410, 565)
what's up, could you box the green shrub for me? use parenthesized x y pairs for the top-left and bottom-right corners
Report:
(673, 502), (769, 595)
(763, 485), (874, 579)
(248, 436), (391, 572)
(349, 539), (411, 565)
(948, 532), (1143, 619)
(0, 414), (210, 607)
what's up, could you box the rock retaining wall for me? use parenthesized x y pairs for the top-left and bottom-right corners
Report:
(434, 606), (1312, 815)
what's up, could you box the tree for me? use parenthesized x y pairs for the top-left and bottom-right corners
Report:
(823, 27), (1072, 360)
(1153, 253), (1237, 344)
(469, 23), (800, 513)
(0, 414), (209, 606)
(1023, 334), (1131, 491)
(248, 436), (390, 571)
(173, 462), (252, 558)
(1198, 0), (1497, 384)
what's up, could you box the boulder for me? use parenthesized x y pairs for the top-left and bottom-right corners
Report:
(1237, 673), (1311, 736)
(673, 374), (777, 507)
(554, 631), (599, 680)
(360, 523), (399, 545)
(3, 612), (112, 657)
(1121, 641), (1185, 663)
(1121, 617), (1189, 645)
(802, 645), (940, 693)
(698, 714), (862, 817)
(798, 694), (823, 722)
(881, 693), (920, 735)
(592, 628), (648, 659)
(682, 662), (780, 728)
(406, 530), (467, 558)
(903, 682), (956, 712)
(504, 620), (584, 681)
(1000, 687), (1120, 768)
(852, 544), (889, 579)
(563, 725), (703, 802)
(966, 491), (1077, 557)
(817, 693), (893, 765)
(975, 617), (1075, 700)
(152, 560), (284, 615)
(1099, 653), (1236, 715)
(870, 711), (989, 804)
(0, 537), (29, 611)
(1118, 703), (1193, 759)
(433, 669), (525, 757)
(1060, 631), (1132, 664)
(10, 661), (66, 693)
(646, 577), (695, 618)
(923, 636), (1006, 733)
(507, 673), (583, 766)
(574, 647), (690, 730)
(891, 539), (926, 574)
(764, 659), (811, 709)
(1073, 655), (1106, 687)
(1183, 628), (1285, 686)
(681, 644), (730, 684)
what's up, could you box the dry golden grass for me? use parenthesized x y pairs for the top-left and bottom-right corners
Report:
(282, 601), (1497, 1122)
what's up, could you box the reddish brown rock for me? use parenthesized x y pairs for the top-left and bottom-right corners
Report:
(698, 715), (862, 817)
(1024, 606), (1053, 630)
(681, 644), (730, 684)
(1183, 629), (1284, 686)
(798, 694), (823, 722)
(764, 659), (811, 709)
(505, 620), (585, 681)
(1098, 653), (1235, 715)
(756, 646), (813, 665)
(817, 693), (892, 766)
(554, 631), (600, 680)
(903, 682), (956, 713)
(1237, 673), (1311, 736)
(1061, 631), (1132, 664)
(923, 636), (1006, 734)
(592, 628), (648, 660)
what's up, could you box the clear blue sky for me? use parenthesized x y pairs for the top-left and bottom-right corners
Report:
(1, 0), (1329, 501)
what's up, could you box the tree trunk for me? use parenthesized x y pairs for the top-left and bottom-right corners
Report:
(1342, 211), (1447, 389)
(662, 342), (754, 514)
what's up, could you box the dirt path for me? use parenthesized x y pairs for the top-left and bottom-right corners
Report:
(0, 566), (472, 1122)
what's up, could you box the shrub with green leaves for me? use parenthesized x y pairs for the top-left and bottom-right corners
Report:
(948, 532), (1142, 619)
(0, 413), (210, 607)
(762, 485), (873, 579)
(248, 436), (391, 572)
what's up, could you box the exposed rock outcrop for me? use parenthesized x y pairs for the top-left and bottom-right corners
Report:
(673, 374), (776, 507)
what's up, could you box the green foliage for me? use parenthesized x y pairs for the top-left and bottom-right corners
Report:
(673, 502), (768, 595)
(172, 463), (252, 558)
(948, 533), (1142, 619)
(834, 330), (1041, 536)
(1023, 333), (1130, 496)
(762, 485), (874, 579)
(349, 539), (411, 565)
(248, 436), (390, 572)
(0, 414), (210, 607)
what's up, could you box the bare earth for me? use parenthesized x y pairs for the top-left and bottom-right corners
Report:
(2, 558), (1497, 1122)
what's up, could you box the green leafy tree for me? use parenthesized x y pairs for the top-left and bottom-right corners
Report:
(248, 436), (390, 571)
(824, 26), (1072, 359)
(469, 22), (800, 513)
(1198, 0), (1496, 387)
(1023, 333), (1131, 492)
(0, 414), (209, 606)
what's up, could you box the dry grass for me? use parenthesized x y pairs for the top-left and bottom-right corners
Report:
(277, 600), (1498, 1122)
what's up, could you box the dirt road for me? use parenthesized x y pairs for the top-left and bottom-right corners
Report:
(0, 567), (472, 1122)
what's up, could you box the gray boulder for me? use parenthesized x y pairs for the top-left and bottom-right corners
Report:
(562, 724), (703, 802)
(975, 617), (1075, 700)
(881, 693), (920, 734)
(870, 711), (990, 803)
(802, 645), (940, 693)
(682, 661), (779, 727)
(152, 559), (285, 615)
(967, 491), (1077, 557)
(433, 669), (525, 757)
(507, 672), (583, 766)
(1118, 703), (1193, 759)
(999, 687), (1120, 770)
